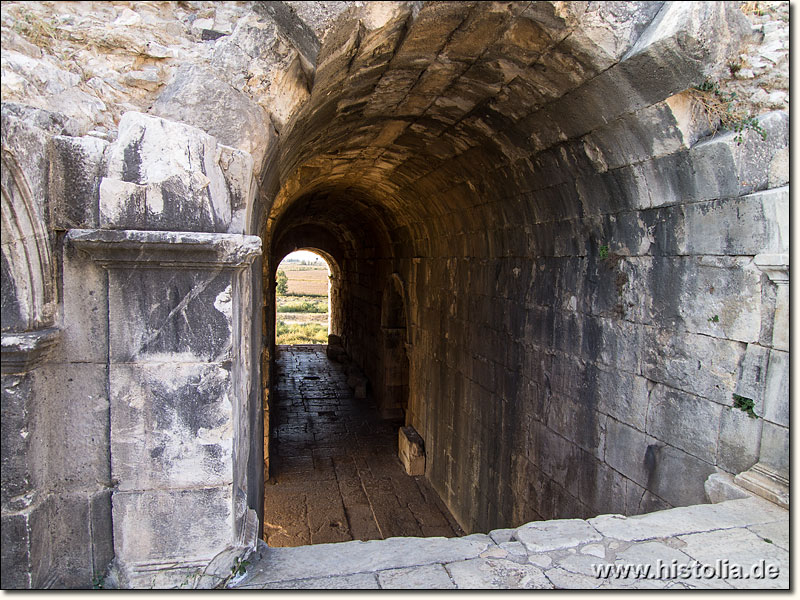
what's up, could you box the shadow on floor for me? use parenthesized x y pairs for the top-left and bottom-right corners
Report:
(264, 344), (463, 546)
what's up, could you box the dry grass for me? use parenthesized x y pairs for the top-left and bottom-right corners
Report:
(276, 321), (328, 345)
(280, 266), (329, 297)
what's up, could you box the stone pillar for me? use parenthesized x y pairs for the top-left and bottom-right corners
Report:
(1, 328), (60, 588)
(66, 229), (261, 587)
(734, 254), (788, 508)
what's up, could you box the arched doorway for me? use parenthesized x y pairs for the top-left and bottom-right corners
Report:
(274, 249), (336, 345)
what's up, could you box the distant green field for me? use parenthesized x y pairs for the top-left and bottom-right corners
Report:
(277, 297), (328, 313)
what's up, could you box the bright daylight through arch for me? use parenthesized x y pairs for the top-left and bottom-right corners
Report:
(275, 250), (331, 344)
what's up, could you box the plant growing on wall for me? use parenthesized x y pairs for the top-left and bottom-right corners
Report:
(690, 80), (767, 145)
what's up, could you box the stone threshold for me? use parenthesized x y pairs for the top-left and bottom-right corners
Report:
(230, 496), (788, 590)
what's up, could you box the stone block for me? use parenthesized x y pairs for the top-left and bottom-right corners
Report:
(759, 422), (788, 477)
(582, 102), (691, 171)
(762, 349), (788, 426)
(48, 491), (92, 588)
(733, 343), (770, 415)
(100, 112), (234, 232)
(678, 528), (789, 589)
(645, 385), (721, 463)
(1, 512), (32, 588)
(445, 557), (552, 589)
(110, 362), (233, 491)
(90, 489), (114, 578)
(112, 486), (234, 568)
(730, 111), (789, 196)
(618, 2), (749, 106)
(377, 563), (455, 589)
(704, 472), (749, 504)
(52, 246), (108, 364)
(603, 418), (656, 489)
(32, 363), (110, 488)
(239, 535), (492, 585)
(48, 135), (108, 229)
(716, 406), (761, 475)
(398, 425), (425, 476)
(588, 496), (784, 542)
(1, 374), (37, 509)
(680, 187), (789, 256)
(150, 67), (273, 172)
(108, 267), (234, 363)
(644, 444), (716, 507)
(545, 394), (605, 460)
(642, 328), (744, 405)
(515, 519), (601, 553)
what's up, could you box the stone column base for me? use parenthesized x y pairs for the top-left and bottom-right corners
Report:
(734, 463), (788, 509)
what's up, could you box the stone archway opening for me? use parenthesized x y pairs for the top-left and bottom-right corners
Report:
(274, 249), (335, 346)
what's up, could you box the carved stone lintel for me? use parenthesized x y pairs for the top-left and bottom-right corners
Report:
(1, 328), (61, 374)
(66, 229), (262, 269)
(734, 462), (789, 509)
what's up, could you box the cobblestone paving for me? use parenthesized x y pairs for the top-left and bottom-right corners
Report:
(263, 345), (463, 547)
(234, 495), (788, 590)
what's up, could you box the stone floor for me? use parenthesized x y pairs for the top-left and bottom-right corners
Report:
(262, 344), (463, 547)
(232, 495), (788, 589)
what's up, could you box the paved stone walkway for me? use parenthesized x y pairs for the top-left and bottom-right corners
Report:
(263, 345), (463, 547)
(233, 495), (787, 589)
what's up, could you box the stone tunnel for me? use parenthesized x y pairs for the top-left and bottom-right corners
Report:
(0, 0), (789, 589)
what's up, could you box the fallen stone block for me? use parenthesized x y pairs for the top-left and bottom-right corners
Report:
(398, 426), (425, 476)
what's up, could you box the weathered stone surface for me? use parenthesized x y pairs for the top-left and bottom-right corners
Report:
(704, 472), (750, 504)
(758, 422), (788, 476)
(515, 519), (602, 553)
(101, 112), (237, 233)
(48, 135), (108, 229)
(747, 518), (789, 552)
(110, 363), (233, 490)
(678, 527), (789, 589)
(149, 66), (274, 173)
(445, 558), (552, 589)
(112, 486), (234, 577)
(716, 406), (761, 475)
(377, 563), (456, 589)
(240, 535), (492, 585)
(645, 385), (721, 463)
(762, 349), (788, 427)
(588, 496), (785, 542)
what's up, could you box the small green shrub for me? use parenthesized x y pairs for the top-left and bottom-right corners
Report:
(733, 394), (757, 419)
(708, 315), (720, 323)
(231, 557), (249, 577)
(598, 245), (609, 260)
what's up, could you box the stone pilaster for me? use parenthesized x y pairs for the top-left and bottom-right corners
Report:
(66, 229), (261, 588)
(734, 254), (789, 508)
